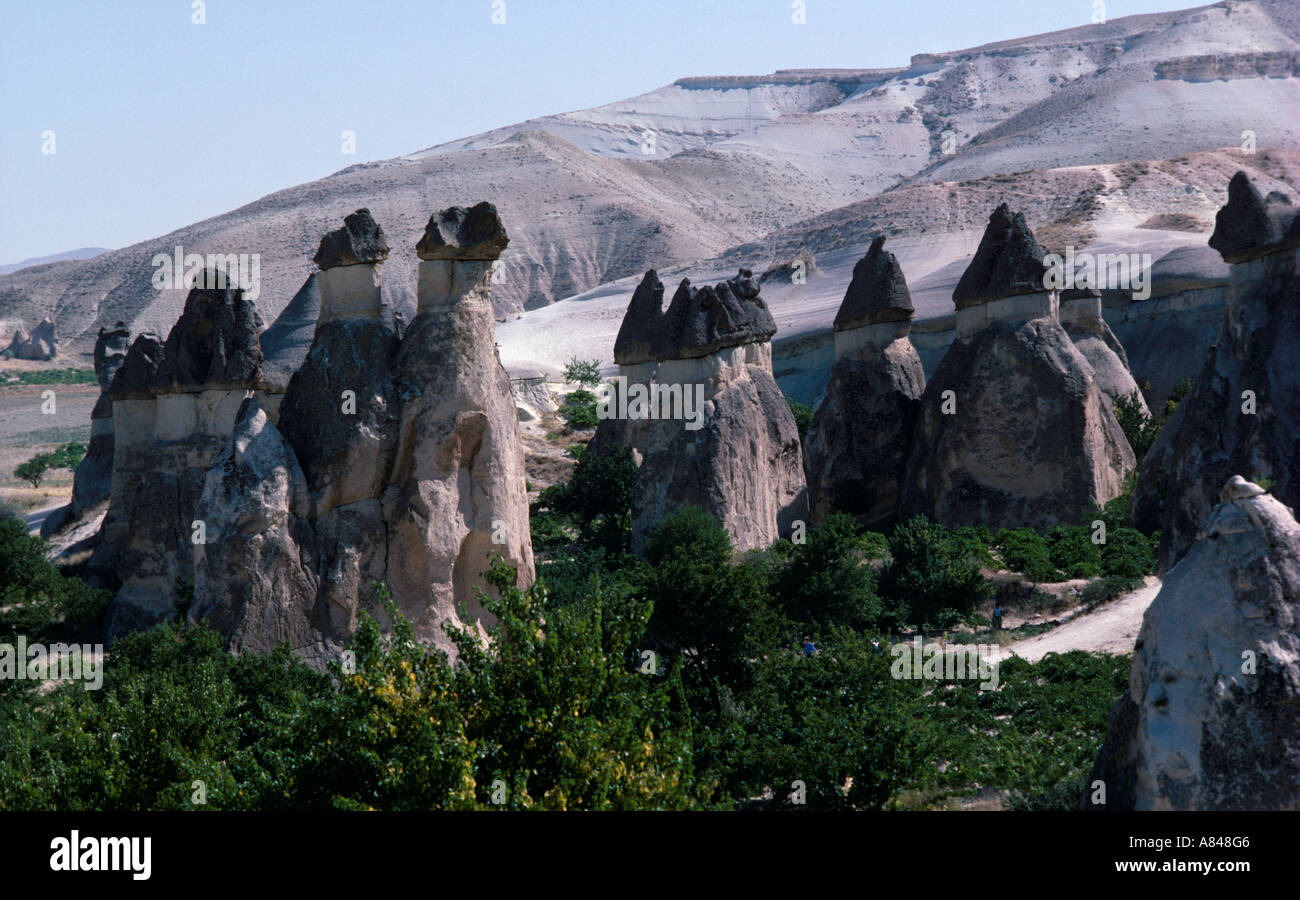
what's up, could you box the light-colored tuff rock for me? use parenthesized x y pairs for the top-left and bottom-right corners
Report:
(1059, 290), (1149, 416)
(1133, 172), (1300, 571)
(901, 205), (1135, 529)
(605, 268), (807, 552)
(3, 315), (57, 360)
(804, 237), (925, 528)
(384, 204), (534, 652)
(272, 212), (402, 648)
(40, 321), (132, 540)
(183, 209), (533, 660)
(191, 397), (323, 659)
(1086, 478), (1300, 810)
(100, 277), (265, 634)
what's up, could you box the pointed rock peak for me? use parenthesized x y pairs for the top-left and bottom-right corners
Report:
(953, 203), (1049, 309)
(107, 332), (165, 399)
(314, 208), (389, 270)
(613, 270), (666, 365)
(416, 202), (509, 261)
(834, 235), (914, 332)
(152, 275), (264, 393)
(661, 268), (776, 360)
(1208, 171), (1300, 263)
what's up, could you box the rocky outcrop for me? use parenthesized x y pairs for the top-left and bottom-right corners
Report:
(101, 277), (265, 634)
(190, 397), (323, 660)
(804, 237), (925, 528)
(1133, 172), (1300, 571)
(1059, 288), (1148, 416)
(952, 203), (1049, 309)
(184, 205), (532, 660)
(257, 273), (320, 419)
(1086, 477), (1300, 810)
(602, 267), (806, 552)
(71, 322), (130, 517)
(901, 205), (1134, 529)
(257, 211), (403, 652)
(384, 204), (534, 651)
(3, 315), (57, 360)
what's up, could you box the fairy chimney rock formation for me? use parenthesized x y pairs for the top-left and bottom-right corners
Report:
(102, 276), (265, 633)
(3, 315), (58, 360)
(1060, 286), (1149, 415)
(1133, 171), (1300, 570)
(1086, 478), (1300, 810)
(901, 205), (1134, 530)
(805, 237), (925, 527)
(313, 208), (388, 323)
(385, 202), (535, 652)
(953, 203), (1054, 337)
(71, 322), (131, 517)
(608, 268), (806, 552)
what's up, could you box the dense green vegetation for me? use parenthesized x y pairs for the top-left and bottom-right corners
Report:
(0, 433), (1153, 810)
(0, 368), (97, 386)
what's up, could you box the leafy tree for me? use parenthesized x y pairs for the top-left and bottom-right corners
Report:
(636, 507), (780, 691)
(731, 629), (929, 810)
(772, 512), (881, 632)
(561, 357), (602, 388)
(48, 442), (86, 471)
(14, 454), (53, 489)
(879, 516), (992, 628)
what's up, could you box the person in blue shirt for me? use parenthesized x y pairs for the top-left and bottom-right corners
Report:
(992, 606), (1004, 630)
(802, 636), (818, 656)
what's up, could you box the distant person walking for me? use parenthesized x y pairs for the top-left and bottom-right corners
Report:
(992, 606), (1003, 630)
(802, 636), (819, 657)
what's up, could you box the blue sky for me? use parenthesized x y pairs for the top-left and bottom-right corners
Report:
(0, 0), (1199, 263)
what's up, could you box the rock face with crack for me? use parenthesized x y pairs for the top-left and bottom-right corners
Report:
(1133, 172), (1300, 571)
(804, 236), (925, 529)
(1085, 477), (1300, 810)
(602, 267), (806, 552)
(900, 204), (1134, 529)
(101, 276), (266, 634)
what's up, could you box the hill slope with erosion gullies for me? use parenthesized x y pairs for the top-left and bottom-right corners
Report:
(2, 0), (1297, 357)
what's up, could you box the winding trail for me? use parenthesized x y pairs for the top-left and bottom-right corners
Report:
(1003, 577), (1162, 663)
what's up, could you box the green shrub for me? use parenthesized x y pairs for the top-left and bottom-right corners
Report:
(1081, 575), (1143, 608)
(773, 512), (881, 632)
(994, 528), (1058, 582)
(1100, 527), (1156, 577)
(560, 388), (599, 429)
(879, 517), (992, 629)
(1046, 525), (1101, 579)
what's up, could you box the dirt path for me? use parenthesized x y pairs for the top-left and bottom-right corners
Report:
(1004, 577), (1161, 663)
(24, 502), (65, 534)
